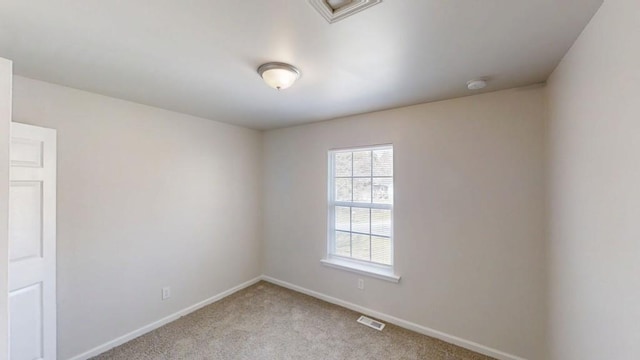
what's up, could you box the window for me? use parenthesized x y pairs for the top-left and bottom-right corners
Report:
(323, 145), (399, 282)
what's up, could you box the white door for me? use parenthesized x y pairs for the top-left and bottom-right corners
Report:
(9, 122), (56, 360)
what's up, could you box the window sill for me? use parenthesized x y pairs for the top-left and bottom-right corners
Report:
(320, 258), (401, 283)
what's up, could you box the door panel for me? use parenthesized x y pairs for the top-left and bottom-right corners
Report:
(10, 137), (43, 168)
(9, 283), (43, 360)
(9, 123), (56, 360)
(9, 181), (43, 261)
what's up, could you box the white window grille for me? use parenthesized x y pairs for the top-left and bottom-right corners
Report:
(328, 145), (394, 268)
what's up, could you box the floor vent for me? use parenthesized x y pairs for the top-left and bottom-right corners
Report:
(357, 315), (385, 331)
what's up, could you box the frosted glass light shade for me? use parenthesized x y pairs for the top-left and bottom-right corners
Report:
(257, 63), (300, 90)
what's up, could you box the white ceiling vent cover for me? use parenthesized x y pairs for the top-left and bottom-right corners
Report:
(357, 315), (386, 331)
(308, 0), (382, 23)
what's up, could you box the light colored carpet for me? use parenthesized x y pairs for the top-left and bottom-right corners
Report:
(92, 281), (495, 360)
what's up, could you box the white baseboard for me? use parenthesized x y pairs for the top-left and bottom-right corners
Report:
(261, 275), (527, 360)
(67, 276), (262, 360)
(67, 275), (526, 360)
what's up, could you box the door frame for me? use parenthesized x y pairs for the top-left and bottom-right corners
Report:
(1, 56), (13, 360)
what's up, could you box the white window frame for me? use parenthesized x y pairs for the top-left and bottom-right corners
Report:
(321, 144), (400, 283)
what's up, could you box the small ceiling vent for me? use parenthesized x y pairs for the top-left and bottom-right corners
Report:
(308, 0), (382, 23)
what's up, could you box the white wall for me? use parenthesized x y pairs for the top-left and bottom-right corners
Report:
(263, 87), (547, 359)
(11, 3), (637, 356)
(11, 76), (263, 359)
(0, 57), (12, 360)
(546, 0), (640, 359)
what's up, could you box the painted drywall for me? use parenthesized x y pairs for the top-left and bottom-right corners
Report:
(11, 76), (263, 359)
(0, 57), (11, 360)
(262, 87), (547, 359)
(546, 0), (640, 358)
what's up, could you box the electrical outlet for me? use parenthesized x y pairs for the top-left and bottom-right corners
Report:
(357, 279), (364, 290)
(162, 286), (171, 300)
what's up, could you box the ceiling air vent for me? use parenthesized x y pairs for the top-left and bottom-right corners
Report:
(308, 0), (382, 23)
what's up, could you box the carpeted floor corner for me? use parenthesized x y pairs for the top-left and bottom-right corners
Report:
(92, 281), (495, 360)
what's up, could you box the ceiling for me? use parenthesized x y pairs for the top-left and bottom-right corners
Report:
(0, 0), (602, 130)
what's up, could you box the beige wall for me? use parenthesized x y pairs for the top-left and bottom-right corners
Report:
(0, 57), (11, 360)
(11, 76), (263, 359)
(546, 0), (640, 359)
(10, 2), (637, 356)
(262, 87), (547, 359)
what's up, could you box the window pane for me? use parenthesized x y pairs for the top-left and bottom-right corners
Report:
(353, 151), (372, 176)
(371, 209), (391, 236)
(335, 178), (352, 201)
(372, 177), (393, 204)
(351, 207), (370, 234)
(353, 178), (371, 203)
(371, 236), (391, 265)
(373, 148), (393, 176)
(335, 231), (351, 257)
(334, 152), (352, 177)
(329, 146), (393, 266)
(352, 234), (370, 261)
(335, 206), (350, 231)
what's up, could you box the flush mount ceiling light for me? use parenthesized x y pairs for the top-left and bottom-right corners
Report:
(308, 0), (382, 23)
(467, 79), (488, 91)
(257, 62), (301, 90)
